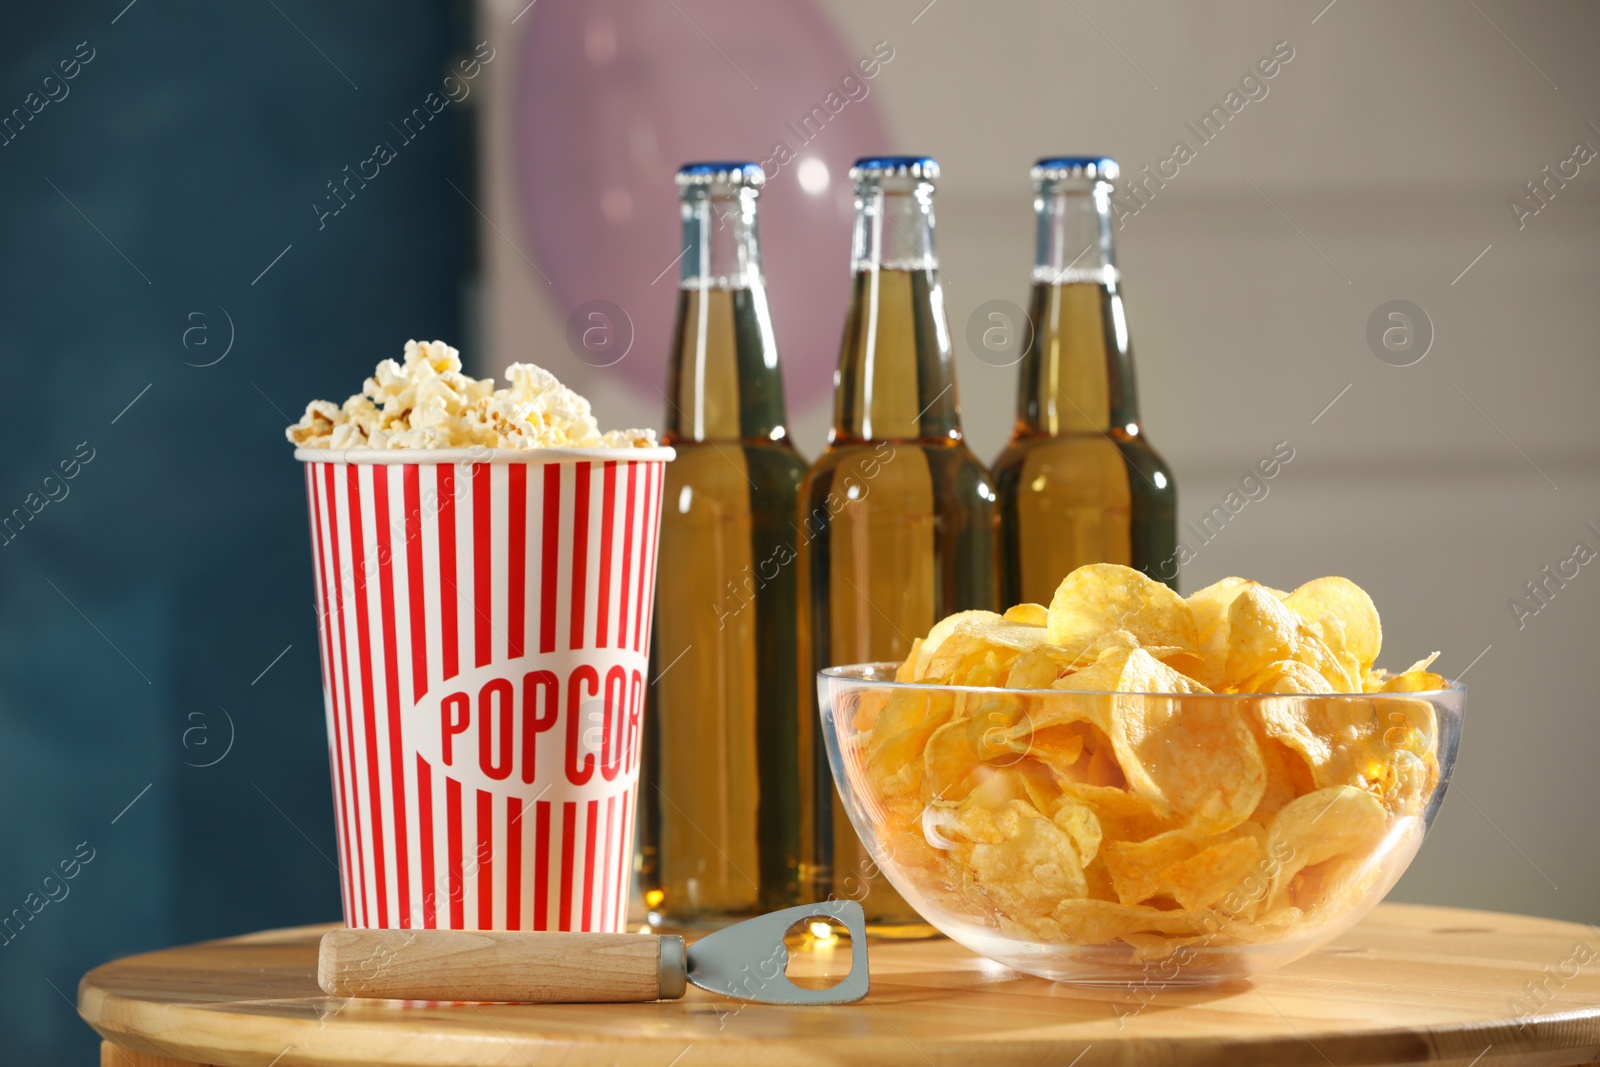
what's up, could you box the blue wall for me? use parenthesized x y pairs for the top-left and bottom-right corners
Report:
(0, 3), (471, 1061)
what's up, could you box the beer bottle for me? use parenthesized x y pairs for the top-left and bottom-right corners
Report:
(993, 157), (1177, 602)
(797, 156), (996, 934)
(640, 162), (808, 927)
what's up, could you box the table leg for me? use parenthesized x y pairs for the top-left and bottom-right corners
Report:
(100, 1041), (214, 1067)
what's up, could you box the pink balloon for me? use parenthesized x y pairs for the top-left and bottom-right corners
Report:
(516, 0), (892, 408)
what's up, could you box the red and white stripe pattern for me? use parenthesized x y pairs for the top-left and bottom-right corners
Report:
(302, 456), (666, 932)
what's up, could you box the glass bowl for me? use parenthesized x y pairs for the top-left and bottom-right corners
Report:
(819, 663), (1464, 984)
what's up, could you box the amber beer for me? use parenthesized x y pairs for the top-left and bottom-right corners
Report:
(639, 163), (808, 926)
(798, 156), (996, 933)
(993, 157), (1177, 602)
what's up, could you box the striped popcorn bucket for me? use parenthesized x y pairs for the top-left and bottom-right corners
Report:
(295, 446), (673, 932)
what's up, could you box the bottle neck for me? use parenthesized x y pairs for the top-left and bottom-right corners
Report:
(1034, 181), (1119, 286)
(833, 183), (962, 442)
(852, 182), (938, 273)
(682, 186), (761, 288)
(1017, 182), (1140, 435)
(665, 189), (789, 443)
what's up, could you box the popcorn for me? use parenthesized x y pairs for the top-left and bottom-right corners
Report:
(285, 340), (657, 451)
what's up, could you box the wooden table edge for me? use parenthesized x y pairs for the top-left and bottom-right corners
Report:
(80, 904), (1600, 1067)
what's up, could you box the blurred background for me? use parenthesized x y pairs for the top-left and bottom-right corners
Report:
(2, 0), (1596, 1061)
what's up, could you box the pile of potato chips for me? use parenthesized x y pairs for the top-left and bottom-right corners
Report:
(848, 564), (1447, 959)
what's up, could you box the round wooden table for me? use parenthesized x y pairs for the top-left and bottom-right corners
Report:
(82, 903), (1600, 1067)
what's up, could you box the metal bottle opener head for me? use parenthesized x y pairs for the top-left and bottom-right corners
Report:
(664, 899), (869, 1005)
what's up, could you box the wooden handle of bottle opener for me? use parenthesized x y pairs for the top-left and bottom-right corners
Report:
(317, 928), (687, 1003)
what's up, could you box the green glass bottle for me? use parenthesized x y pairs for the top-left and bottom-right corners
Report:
(993, 157), (1178, 603)
(640, 163), (808, 928)
(796, 156), (997, 935)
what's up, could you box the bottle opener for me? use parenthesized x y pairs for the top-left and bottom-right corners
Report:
(318, 899), (869, 1006)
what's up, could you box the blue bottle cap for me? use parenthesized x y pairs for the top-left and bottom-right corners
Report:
(1032, 156), (1120, 183)
(849, 156), (939, 183)
(676, 162), (766, 189)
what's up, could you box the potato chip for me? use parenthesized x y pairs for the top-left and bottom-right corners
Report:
(1242, 660), (1335, 695)
(1005, 723), (1086, 773)
(1081, 736), (1129, 789)
(1378, 697), (1439, 762)
(1122, 929), (1224, 962)
(1152, 648), (1210, 682)
(1095, 823), (1263, 912)
(917, 610), (1005, 673)
(1003, 602), (1049, 627)
(1005, 646), (1076, 689)
(944, 647), (1012, 688)
(874, 789), (943, 876)
(1050, 796), (1104, 868)
(1223, 586), (1301, 685)
(1297, 611), (1367, 694)
(865, 689), (954, 797)
(921, 719), (987, 804)
(1059, 630), (1142, 674)
(895, 640), (922, 682)
(1055, 781), (1164, 826)
(920, 616), (1053, 683)
(1100, 828), (1206, 904)
(1224, 586), (1356, 693)
(1162, 833), (1262, 910)
(1294, 815), (1424, 923)
(1365, 700), (1439, 816)
(1060, 648), (1262, 833)
(849, 687), (892, 734)
(1284, 576), (1382, 671)
(928, 760), (1061, 823)
(863, 563), (1445, 956)
(1213, 846), (1281, 921)
(922, 797), (1002, 850)
(1047, 564), (1199, 657)
(1009, 688), (1113, 750)
(924, 767), (1046, 859)
(1255, 695), (1438, 814)
(1263, 785), (1388, 906)
(1082, 853), (1118, 903)
(1055, 644), (1209, 695)
(1333, 648), (1364, 694)
(1288, 853), (1382, 923)
(1249, 731), (1314, 827)
(1252, 699), (1339, 783)
(1187, 576), (1254, 688)
(1117, 700), (1264, 833)
(1047, 898), (1210, 945)
(1051, 647), (1137, 696)
(922, 700), (1026, 802)
(994, 760), (1063, 814)
(1250, 905), (1307, 929)
(1381, 670), (1447, 693)
(918, 634), (992, 684)
(953, 800), (1092, 917)
(1374, 749), (1433, 818)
